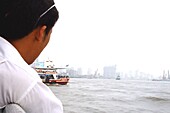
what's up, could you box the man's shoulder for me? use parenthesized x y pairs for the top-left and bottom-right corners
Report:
(0, 57), (41, 107)
(0, 56), (7, 64)
(0, 57), (40, 86)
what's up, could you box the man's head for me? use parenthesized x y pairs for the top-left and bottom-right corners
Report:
(0, 0), (59, 41)
(0, 0), (59, 64)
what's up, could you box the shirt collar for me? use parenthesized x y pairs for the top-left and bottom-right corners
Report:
(0, 36), (28, 67)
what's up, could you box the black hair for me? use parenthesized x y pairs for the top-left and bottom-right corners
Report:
(0, 0), (59, 41)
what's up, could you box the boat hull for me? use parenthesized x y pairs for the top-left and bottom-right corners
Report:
(48, 78), (69, 85)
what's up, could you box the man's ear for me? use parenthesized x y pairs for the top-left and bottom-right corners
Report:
(35, 25), (47, 41)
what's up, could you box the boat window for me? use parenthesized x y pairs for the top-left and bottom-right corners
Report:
(46, 74), (54, 79)
(38, 74), (46, 79)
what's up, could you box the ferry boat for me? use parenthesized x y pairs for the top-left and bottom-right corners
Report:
(35, 67), (69, 85)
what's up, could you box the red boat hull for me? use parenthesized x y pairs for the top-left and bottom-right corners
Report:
(48, 78), (69, 85)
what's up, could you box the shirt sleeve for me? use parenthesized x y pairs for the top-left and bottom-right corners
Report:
(17, 81), (63, 113)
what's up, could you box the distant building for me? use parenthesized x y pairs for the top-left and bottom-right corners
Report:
(31, 58), (54, 68)
(30, 59), (44, 68)
(103, 65), (117, 78)
(67, 67), (78, 77)
(87, 68), (93, 75)
(77, 68), (83, 75)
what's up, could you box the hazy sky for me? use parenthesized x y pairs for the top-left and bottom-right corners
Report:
(39, 0), (170, 76)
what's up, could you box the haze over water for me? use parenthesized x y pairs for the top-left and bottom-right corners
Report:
(39, 0), (170, 78)
(45, 1), (170, 112)
(50, 78), (170, 113)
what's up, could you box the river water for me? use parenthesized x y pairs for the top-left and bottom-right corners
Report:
(49, 78), (170, 113)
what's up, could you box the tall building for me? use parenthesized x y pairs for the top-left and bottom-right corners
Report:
(87, 68), (93, 75)
(31, 58), (54, 68)
(30, 58), (44, 68)
(77, 68), (83, 75)
(103, 65), (117, 78)
(67, 67), (77, 77)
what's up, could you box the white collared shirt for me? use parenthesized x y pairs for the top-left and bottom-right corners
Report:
(0, 37), (63, 113)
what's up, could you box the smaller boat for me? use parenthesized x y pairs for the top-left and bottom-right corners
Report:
(35, 68), (69, 85)
(116, 75), (121, 80)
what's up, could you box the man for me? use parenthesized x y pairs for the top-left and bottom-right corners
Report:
(0, 0), (63, 112)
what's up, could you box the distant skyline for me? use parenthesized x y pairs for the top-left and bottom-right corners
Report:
(38, 0), (170, 77)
